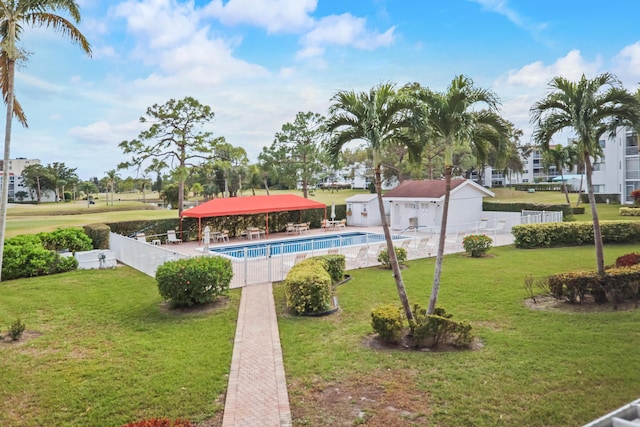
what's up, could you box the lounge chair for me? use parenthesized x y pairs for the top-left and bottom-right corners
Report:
(167, 230), (182, 244)
(285, 253), (308, 270)
(285, 223), (296, 233)
(135, 233), (147, 243)
(346, 246), (369, 268)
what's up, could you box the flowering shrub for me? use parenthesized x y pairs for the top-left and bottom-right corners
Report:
(156, 256), (232, 307)
(121, 418), (195, 427)
(377, 247), (407, 268)
(615, 253), (640, 268)
(462, 234), (493, 257)
(632, 189), (640, 205)
(284, 259), (332, 315)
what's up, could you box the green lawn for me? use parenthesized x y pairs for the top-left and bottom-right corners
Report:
(275, 243), (640, 426)
(0, 267), (240, 426)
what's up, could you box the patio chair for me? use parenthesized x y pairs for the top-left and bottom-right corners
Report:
(368, 243), (386, 258)
(135, 233), (147, 243)
(285, 223), (296, 233)
(416, 237), (433, 256)
(346, 246), (369, 268)
(219, 229), (230, 242)
(321, 219), (331, 231)
(285, 253), (307, 269)
(337, 219), (347, 228)
(167, 230), (182, 244)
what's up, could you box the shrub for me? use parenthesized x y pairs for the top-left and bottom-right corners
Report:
(84, 223), (110, 249)
(156, 256), (232, 307)
(8, 318), (26, 341)
(512, 221), (640, 249)
(377, 247), (407, 269)
(371, 304), (405, 344)
(314, 254), (346, 284)
(411, 305), (474, 349)
(616, 253), (640, 268)
(619, 207), (640, 216)
(1, 234), (78, 280)
(38, 228), (93, 252)
(284, 259), (332, 315)
(121, 419), (195, 427)
(462, 234), (493, 257)
(632, 189), (640, 205)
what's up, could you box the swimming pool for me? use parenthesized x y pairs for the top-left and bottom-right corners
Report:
(209, 231), (408, 259)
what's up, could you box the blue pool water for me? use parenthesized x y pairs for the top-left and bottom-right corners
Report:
(209, 231), (407, 259)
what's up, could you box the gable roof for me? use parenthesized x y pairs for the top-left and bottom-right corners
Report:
(382, 179), (494, 200)
(345, 194), (378, 203)
(180, 194), (326, 219)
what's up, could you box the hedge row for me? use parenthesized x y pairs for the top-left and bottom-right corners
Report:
(2, 228), (92, 280)
(512, 221), (640, 248)
(546, 265), (640, 308)
(483, 201), (584, 217)
(620, 207), (640, 216)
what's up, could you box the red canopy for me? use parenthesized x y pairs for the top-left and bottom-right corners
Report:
(181, 194), (326, 218)
(180, 194), (327, 240)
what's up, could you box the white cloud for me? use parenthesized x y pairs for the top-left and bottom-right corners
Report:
(613, 41), (640, 85)
(298, 13), (395, 58)
(468, 0), (548, 40)
(497, 50), (601, 88)
(113, 0), (200, 49)
(205, 0), (316, 33)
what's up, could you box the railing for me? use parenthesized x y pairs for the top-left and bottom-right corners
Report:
(110, 211), (562, 289)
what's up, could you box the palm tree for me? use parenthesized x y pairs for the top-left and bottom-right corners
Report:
(531, 73), (640, 275)
(543, 144), (576, 205)
(326, 83), (422, 321)
(412, 75), (509, 314)
(105, 169), (119, 206)
(0, 0), (91, 281)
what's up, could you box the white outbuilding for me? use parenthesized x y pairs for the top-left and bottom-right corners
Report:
(382, 179), (495, 232)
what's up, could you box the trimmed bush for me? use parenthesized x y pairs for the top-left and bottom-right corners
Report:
(546, 265), (640, 308)
(377, 247), (407, 269)
(38, 228), (93, 252)
(284, 259), (332, 315)
(84, 223), (110, 249)
(619, 207), (640, 216)
(411, 305), (474, 349)
(512, 221), (640, 249)
(371, 304), (405, 344)
(313, 254), (346, 284)
(156, 257), (232, 307)
(462, 234), (493, 257)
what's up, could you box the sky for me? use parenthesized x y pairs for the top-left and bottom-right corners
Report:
(9, 0), (640, 179)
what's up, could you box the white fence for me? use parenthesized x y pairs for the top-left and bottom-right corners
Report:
(110, 212), (560, 288)
(110, 233), (189, 277)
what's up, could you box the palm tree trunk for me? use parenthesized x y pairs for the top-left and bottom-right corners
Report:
(584, 154), (605, 275)
(263, 177), (270, 195)
(560, 172), (570, 204)
(178, 180), (184, 215)
(0, 52), (16, 282)
(428, 165), (452, 314)
(375, 164), (413, 322)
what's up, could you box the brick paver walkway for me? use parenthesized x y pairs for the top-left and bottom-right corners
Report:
(222, 282), (292, 427)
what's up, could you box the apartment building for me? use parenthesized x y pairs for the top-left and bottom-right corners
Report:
(0, 158), (52, 202)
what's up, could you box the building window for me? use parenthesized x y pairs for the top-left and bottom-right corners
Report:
(592, 162), (605, 171)
(592, 185), (604, 194)
(598, 139), (606, 148)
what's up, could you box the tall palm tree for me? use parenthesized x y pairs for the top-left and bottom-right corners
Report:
(412, 75), (509, 314)
(105, 169), (119, 206)
(531, 73), (640, 275)
(0, 0), (91, 281)
(326, 83), (422, 321)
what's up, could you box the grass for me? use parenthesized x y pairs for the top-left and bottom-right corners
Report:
(275, 243), (640, 426)
(0, 267), (240, 426)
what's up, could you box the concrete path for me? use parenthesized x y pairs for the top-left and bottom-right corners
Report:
(222, 282), (292, 427)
